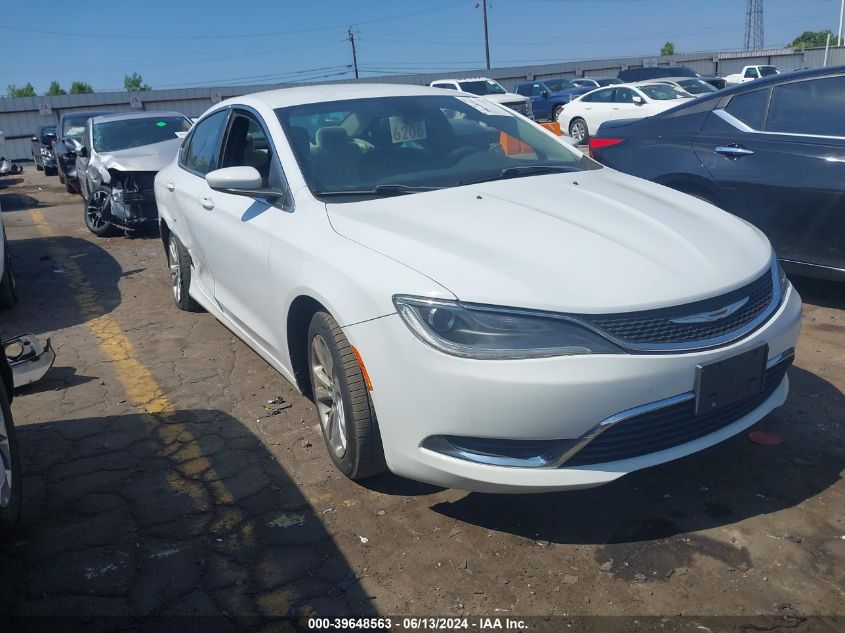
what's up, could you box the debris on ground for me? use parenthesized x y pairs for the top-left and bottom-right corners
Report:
(359, 536), (369, 544)
(561, 574), (578, 585)
(747, 430), (782, 446)
(267, 513), (306, 529)
(599, 560), (614, 572)
(260, 396), (293, 420)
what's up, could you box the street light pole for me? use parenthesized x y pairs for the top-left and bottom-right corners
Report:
(482, 0), (491, 69)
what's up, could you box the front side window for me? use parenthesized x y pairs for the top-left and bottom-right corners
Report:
(220, 112), (277, 187)
(277, 94), (598, 199)
(614, 88), (636, 103)
(766, 76), (845, 137)
(544, 79), (576, 92)
(458, 80), (507, 96)
(93, 116), (191, 152)
(724, 89), (769, 129)
(182, 109), (228, 175)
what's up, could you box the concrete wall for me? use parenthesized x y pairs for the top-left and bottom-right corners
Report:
(3, 45), (844, 161)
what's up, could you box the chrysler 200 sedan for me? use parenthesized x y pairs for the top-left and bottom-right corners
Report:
(155, 84), (801, 493)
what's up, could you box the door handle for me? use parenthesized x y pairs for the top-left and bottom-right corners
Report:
(166, 181), (175, 192)
(715, 145), (755, 158)
(200, 195), (214, 210)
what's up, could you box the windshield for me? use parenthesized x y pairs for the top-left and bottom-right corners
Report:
(677, 79), (717, 94)
(62, 116), (91, 139)
(93, 116), (192, 152)
(759, 66), (779, 77)
(276, 95), (597, 199)
(39, 126), (56, 142)
(458, 80), (507, 95)
(544, 79), (576, 91)
(638, 84), (691, 100)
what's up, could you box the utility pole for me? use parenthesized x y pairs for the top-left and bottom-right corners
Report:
(744, 0), (764, 50)
(347, 26), (359, 79)
(481, 1), (491, 69)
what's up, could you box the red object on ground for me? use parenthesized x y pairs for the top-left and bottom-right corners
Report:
(747, 430), (782, 446)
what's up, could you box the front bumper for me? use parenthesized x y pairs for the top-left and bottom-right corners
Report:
(344, 285), (802, 493)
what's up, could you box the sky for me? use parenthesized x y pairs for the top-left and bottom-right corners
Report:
(1, 0), (842, 94)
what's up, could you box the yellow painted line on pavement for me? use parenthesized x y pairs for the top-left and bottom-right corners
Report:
(29, 209), (234, 505)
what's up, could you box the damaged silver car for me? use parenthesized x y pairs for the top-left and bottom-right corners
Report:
(73, 112), (192, 236)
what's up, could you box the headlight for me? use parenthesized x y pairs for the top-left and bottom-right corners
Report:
(393, 296), (624, 359)
(777, 260), (790, 294)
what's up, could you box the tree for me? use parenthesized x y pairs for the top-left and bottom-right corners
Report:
(69, 81), (94, 94)
(660, 41), (675, 56)
(6, 83), (37, 97)
(791, 30), (833, 49)
(45, 81), (67, 96)
(124, 72), (151, 92)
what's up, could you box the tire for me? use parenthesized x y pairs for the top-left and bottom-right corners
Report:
(84, 186), (115, 237)
(0, 252), (17, 309)
(66, 180), (76, 194)
(307, 311), (386, 480)
(34, 158), (43, 172)
(58, 167), (65, 184)
(552, 104), (565, 121)
(569, 117), (589, 145)
(45, 166), (57, 177)
(167, 233), (202, 312)
(0, 380), (22, 543)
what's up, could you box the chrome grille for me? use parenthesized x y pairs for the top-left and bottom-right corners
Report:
(504, 101), (529, 115)
(580, 268), (775, 348)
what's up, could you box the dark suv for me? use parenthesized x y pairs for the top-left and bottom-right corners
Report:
(52, 110), (113, 192)
(30, 125), (57, 175)
(590, 65), (845, 281)
(618, 66), (726, 90)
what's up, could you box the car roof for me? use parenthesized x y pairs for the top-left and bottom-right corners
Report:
(220, 82), (471, 110)
(90, 111), (189, 124)
(60, 110), (114, 120)
(432, 77), (494, 83)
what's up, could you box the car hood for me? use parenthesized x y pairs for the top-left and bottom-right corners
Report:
(94, 138), (181, 174)
(482, 93), (529, 105)
(326, 169), (772, 314)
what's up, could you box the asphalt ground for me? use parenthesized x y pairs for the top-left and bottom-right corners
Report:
(0, 168), (843, 632)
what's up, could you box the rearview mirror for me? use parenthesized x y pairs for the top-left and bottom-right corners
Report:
(206, 166), (285, 202)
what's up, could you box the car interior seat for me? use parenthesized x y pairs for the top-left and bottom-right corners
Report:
(312, 126), (362, 187)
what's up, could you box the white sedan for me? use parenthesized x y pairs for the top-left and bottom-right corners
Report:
(155, 84), (801, 493)
(557, 82), (693, 144)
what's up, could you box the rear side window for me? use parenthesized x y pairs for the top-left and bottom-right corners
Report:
(583, 88), (614, 103)
(766, 76), (845, 137)
(725, 89), (768, 129)
(182, 109), (228, 175)
(433, 83), (457, 90)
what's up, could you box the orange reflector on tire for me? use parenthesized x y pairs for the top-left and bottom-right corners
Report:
(352, 346), (373, 391)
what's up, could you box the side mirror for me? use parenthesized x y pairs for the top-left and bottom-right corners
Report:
(78, 146), (88, 158)
(540, 90), (549, 98)
(31, 136), (38, 142)
(632, 95), (645, 105)
(206, 166), (285, 202)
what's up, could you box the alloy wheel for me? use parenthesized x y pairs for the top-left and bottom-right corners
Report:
(0, 409), (12, 508)
(168, 238), (181, 303)
(86, 190), (110, 229)
(570, 121), (586, 143)
(310, 334), (347, 458)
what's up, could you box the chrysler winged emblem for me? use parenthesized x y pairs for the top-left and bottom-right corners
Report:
(670, 297), (749, 324)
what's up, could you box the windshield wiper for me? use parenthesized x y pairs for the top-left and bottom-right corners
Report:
(314, 184), (441, 197)
(458, 164), (576, 186)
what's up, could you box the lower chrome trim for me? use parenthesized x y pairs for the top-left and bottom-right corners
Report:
(423, 348), (795, 469)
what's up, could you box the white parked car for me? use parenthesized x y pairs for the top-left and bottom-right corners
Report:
(430, 77), (533, 118)
(155, 83), (801, 493)
(723, 65), (780, 86)
(557, 82), (694, 144)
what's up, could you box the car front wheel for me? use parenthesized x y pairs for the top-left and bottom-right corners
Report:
(84, 187), (115, 237)
(308, 311), (386, 480)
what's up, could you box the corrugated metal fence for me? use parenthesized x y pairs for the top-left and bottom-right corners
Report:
(2, 45), (843, 161)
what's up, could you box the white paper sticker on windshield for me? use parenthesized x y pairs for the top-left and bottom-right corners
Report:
(455, 96), (508, 116)
(389, 116), (427, 144)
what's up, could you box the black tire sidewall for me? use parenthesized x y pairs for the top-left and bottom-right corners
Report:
(169, 234), (201, 312)
(308, 314), (357, 477)
(0, 381), (22, 542)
